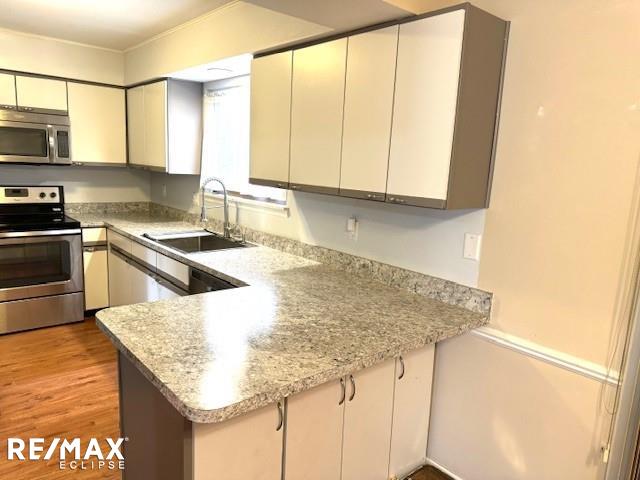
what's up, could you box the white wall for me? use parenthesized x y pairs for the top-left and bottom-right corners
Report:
(1, 165), (150, 203)
(0, 27), (124, 85)
(124, 1), (329, 85)
(151, 173), (484, 286)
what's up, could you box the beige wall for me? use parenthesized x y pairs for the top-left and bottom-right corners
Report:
(0, 27), (124, 84)
(124, 1), (329, 85)
(381, 0), (640, 478)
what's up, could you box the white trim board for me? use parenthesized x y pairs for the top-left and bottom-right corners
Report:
(470, 326), (620, 386)
(425, 459), (465, 480)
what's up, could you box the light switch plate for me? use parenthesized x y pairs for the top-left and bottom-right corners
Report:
(463, 233), (482, 261)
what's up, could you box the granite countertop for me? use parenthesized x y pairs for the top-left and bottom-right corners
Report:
(75, 212), (489, 424)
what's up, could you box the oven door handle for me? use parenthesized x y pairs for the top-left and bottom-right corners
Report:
(0, 229), (81, 239)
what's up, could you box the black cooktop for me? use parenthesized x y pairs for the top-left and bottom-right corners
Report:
(0, 214), (80, 233)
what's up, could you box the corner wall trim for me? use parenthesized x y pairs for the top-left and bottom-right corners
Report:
(470, 326), (620, 386)
(425, 459), (465, 480)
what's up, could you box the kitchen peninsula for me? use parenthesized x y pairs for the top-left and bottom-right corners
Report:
(84, 210), (491, 480)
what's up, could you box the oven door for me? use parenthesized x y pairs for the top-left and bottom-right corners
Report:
(0, 230), (84, 303)
(0, 120), (51, 164)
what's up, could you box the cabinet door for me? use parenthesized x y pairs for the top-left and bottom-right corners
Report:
(144, 81), (167, 170)
(289, 38), (347, 193)
(16, 76), (68, 112)
(156, 279), (181, 300)
(342, 359), (395, 480)
(128, 264), (159, 304)
(193, 403), (283, 480)
(0, 73), (16, 108)
(108, 248), (131, 307)
(127, 86), (145, 166)
(83, 248), (109, 310)
(387, 10), (465, 203)
(249, 51), (292, 187)
(285, 380), (344, 480)
(388, 345), (435, 479)
(340, 26), (398, 199)
(68, 83), (127, 165)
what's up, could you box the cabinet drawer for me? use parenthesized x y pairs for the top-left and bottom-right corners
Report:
(131, 241), (157, 269)
(82, 227), (107, 245)
(107, 230), (132, 254)
(157, 253), (189, 287)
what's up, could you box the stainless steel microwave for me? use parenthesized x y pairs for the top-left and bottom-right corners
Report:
(0, 110), (71, 165)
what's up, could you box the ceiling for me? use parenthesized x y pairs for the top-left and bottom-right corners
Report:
(0, 0), (236, 50)
(0, 0), (414, 52)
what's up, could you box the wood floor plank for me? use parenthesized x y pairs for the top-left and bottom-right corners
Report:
(0, 319), (120, 479)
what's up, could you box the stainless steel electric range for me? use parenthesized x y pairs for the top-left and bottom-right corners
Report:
(0, 185), (84, 334)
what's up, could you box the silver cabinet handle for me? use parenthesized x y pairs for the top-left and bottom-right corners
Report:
(276, 183), (284, 188)
(290, 185), (299, 190)
(366, 194), (372, 199)
(339, 377), (346, 405)
(398, 356), (405, 380)
(348, 375), (356, 402)
(276, 401), (284, 431)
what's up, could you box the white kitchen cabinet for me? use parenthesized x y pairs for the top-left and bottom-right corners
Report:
(156, 278), (182, 300)
(68, 83), (127, 166)
(193, 402), (283, 480)
(107, 247), (132, 307)
(339, 26), (398, 201)
(129, 261), (159, 304)
(289, 38), (347, 193)
(127, 79), (202, 174)
(285, 380), (344, 480)
(386, 7), (506, 209)
(387, 10), (465, 205)
(15, 76), (67, 112)
(341, 359), (396, 480)
(0, 73), (16, 109)
(127, 86), (145, 167)
(143, 80), (167, 170)
(388, 345), (435, 479)
(249, 51), (292, 189)
(83, 247), (109, 310)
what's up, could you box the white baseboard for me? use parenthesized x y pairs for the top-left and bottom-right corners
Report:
(469, 326), (620, 386)
(425, 458), (465, 480)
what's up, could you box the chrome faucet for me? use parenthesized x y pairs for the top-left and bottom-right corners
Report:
(200, 177), (231, 239)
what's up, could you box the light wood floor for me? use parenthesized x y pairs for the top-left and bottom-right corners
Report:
(0, 319), (120, 479)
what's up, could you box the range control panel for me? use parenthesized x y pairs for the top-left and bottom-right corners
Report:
(0, 186), (63, 204)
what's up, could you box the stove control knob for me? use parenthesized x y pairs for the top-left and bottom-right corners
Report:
(50, 192), (57, 199)
(39, 192), (46, 199)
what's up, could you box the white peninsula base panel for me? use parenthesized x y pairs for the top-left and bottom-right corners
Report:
(119, 345), (435, 480)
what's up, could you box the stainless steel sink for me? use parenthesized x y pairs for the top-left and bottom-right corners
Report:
(143, 230), (250, 253)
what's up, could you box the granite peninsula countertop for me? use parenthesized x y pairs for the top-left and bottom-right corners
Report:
(73, 212), (489, 423)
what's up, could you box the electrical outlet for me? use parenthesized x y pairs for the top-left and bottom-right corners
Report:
(346, 216), (358, 240)
(463, 233), (482, 260)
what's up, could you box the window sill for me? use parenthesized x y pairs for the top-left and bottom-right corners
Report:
(204, 192), (290, 218)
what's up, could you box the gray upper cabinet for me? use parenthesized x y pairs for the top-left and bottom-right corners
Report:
(249, 4), (507, 210)
(126, 79), (203, 174)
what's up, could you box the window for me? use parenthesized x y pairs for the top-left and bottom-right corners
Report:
(200, 75), (287, 204)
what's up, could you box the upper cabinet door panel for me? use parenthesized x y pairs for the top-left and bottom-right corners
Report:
(387, 10), (465, 201)
(290, 38), (347, 191)
(68, 83), (126, 165)
(340, 26), (398, 197)
(16, 76), (68, 112)
(143, 81), (168, 170)
(250, 51), (292, 186)
(0, 74), (16, 108)
(126, 86), (145, 166)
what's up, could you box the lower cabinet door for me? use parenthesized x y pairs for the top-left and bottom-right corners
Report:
(107, 248), (131, 307)
(388, 344), (435, 478)
(341, 359), (396, 480)
(285, 380), (344, 480)
(156, 280), (181, 300)
(193, 403), (283, 480)
(129, 264), (159, 304)
(83, 249), (109, 310)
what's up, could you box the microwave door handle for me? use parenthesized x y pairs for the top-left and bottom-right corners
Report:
(48, 125), (56, 163)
